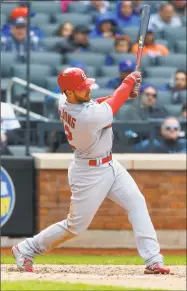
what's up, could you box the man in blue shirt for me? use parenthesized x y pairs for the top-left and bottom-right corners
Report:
(116, 0), (140, 28)
(1, 17), (43, 62)
(107, 59), (135, 89)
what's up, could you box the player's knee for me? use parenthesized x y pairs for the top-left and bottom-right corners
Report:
(66, 217), (89, 235)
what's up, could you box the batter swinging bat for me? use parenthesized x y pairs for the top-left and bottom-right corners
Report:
(136, 5), (151, 71)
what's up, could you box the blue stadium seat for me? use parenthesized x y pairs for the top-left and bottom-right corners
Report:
(143, 77), (167, 88)
(55, 13), (92, 26)
(109, 53), (153, 68)
(56, 65), (97, 78)
(95, 77), (111, 88)
(164, 104), (181, 117)
(41, 37), (63, 51)
(91, 89), (114, 99)
(31, 1), (61, 15)
(30, 52), (62, 69)
(31, 13), (51, 26)
(67, 2), (87, 13)
(65, 52), (106, 68)
(156, 91), (172, 107)
(1, 14), (7, 28)
(89, 38), (115, 54)
(101, 66), (118, 77)
(175, 40), (187, 54)
(157, 54), (186, 70)
(1, 3), (18, 15)
(144, 66), (177, 78)
(40, 24), (59, 36)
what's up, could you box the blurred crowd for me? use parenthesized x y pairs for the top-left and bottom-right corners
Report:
(1, 0), (186, 154)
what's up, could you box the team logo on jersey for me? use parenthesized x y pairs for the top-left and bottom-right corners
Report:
(1, 167), (16, 227)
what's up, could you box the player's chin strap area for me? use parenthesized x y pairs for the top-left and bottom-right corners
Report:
(74, 152), (112, 167)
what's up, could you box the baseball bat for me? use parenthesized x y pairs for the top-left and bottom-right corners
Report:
(136, 5), (151, 71)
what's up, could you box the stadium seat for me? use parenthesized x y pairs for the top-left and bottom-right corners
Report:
(155, 39), (168, 47)
(31, 13), (50, 26)
(89, 38), (115, 54)
(163, 27), (186, 50)
(11, 64), (52, 88)
(95, 77), (111, 88)
(101, 66), (118, 77)
(175, 40), (187, 54)
(41, 37), (62, 51)
(1, 3), (18, 15)
(1, 52), (15, 77)
(31, 1), (61, 15)
(1, 78), (10, 91)
(1, 14), (7, 28)
(144, 66), (177, 78)
(122, 27), (139, 44)
(110, 53), (153, 68)
(91, 89), (114, 99)
(164, 104), (181, 117)
(45, 76), (58, 90)
(30, 52), (62, 69)
(157, 54), (186, 70)
(56, 65), (97, 78)
(55, 13), (92, 26)
(67, 2), (87, 13)
(180, 90), (187, 104)
(65, 52), (106, 68)
(40, 24), (59, 36)
(156, 91), (172, 107)
(143, 77), (167, 88)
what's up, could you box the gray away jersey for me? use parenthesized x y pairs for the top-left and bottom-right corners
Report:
(58, 95), (113, 159)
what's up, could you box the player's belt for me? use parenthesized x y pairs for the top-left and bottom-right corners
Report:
(88, 154), (112, 166)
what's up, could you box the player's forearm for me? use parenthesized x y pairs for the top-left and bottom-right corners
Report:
(105, 79), (134, 115)
(96, 96), (112, 104)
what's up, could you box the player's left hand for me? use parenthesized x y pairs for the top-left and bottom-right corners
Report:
(129, 82), (141, 99)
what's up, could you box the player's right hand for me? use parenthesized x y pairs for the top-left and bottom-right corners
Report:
(124, 71), (142, 99)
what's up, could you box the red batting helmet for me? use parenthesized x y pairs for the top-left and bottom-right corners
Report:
(58, 67), (95, 93)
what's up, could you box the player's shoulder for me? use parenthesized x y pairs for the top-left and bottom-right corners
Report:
(58, 93), (67, 109)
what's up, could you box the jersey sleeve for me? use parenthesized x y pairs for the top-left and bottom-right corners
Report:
(84, 102), (113, 132)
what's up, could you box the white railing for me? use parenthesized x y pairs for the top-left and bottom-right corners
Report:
(6, 77), (60, 122)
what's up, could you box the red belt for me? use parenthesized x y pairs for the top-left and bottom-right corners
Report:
(89, 154), (112, 166)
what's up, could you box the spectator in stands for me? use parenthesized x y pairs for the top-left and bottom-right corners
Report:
(56, 25), (94, 53)
(116, 0), (140, 28)
(161, 70), (186, 104)
(134, 117), (186, 153)
(131, 26), (169, 57)
(180, 103), (187, 121)
(122, 86), (167, 121)
(107, 60), (135, 89)
(60, 0), (75, 12)
(1, 6), (45, 39)
(1, 17), (43, 62)
(1, 102), (21, 155)
(132, 0), (144, 15)
(55, 22), (74, 39)
(171, 0), (186, 16)
(149, 2), (182, 31)
(85, 0), (110, 21)
(89, 13), (122, 38)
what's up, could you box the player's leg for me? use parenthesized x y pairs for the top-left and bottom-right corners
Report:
(107, 159), (170, 274)
(13, 163), (114, 271)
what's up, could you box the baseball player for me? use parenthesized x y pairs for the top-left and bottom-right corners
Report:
(12, 67), (170, 275)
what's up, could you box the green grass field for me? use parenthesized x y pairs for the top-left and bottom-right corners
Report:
(1, 254), (186, 265)
(2, 254), (185, 291)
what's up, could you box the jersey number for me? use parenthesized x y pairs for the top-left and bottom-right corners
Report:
(64, 125), (76, 150)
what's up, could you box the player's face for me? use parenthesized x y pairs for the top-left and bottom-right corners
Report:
(161, 118), (181, 140)
(175, 72), (186, 89)
(73, 88), (91, 103)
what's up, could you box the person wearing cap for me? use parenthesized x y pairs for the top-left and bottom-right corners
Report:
(1, 17), (43, 61)
(121, 85), (167, 121)
(131, 26), (169, 57)
(149, 2), (182, 32)
(56, 25), (94, 53)
(106, 60), (135, 89)
(1, 6), (45, 39)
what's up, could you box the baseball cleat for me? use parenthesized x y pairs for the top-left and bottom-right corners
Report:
(12, 245), (34, 272)
(144, 262), (170, 274)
